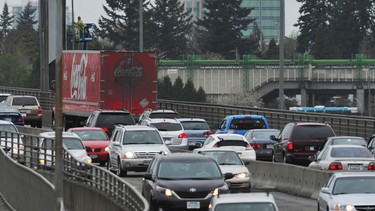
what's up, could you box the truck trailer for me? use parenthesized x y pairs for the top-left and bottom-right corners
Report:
(53, 50), (157, 129)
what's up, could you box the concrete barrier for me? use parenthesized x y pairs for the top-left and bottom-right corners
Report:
(247, 160), (333, 199)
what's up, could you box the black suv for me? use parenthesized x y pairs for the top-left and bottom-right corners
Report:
(85, 109), (135, 137)
(142, 153), (233, 211)
(272, 122), (336, 166)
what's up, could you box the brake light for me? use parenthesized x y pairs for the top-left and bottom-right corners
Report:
(18, 116), (24, 124)
(203, 131), (213, 136)
(102, 127), (109, 133)
(328, 162), (343, 170)
(178, 132), (188, 139)
(368, 162), (375, 170)
(287, 142), (293, 151)
(38, 106), (42, 116)
(251, 144), (262, 149)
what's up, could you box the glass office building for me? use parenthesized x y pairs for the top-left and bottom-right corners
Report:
(181, 0), (280, 43)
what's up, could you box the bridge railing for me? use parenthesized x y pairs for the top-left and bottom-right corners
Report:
(0, 130), (148, 211)
(157, 99), (375, 139)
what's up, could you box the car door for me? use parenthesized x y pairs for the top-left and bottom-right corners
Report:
(368, 136), (375, 155)
(309, 147), (329, 169)
(109, 129), (122, 163)
(215, 118), (228, 134)
(142, 158), (157, 200)
(273, 124), (292, 161)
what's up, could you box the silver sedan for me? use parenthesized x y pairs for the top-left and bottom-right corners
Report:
(318, 172), (375, 211)
(308, 145), (375, 171)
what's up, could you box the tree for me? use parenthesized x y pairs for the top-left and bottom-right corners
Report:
(0, 2), (13, 54)
(247, 22), (264, 57)
(262, 39), (279, 59)
(195, 87), (206, 102)
(172, 76), (184, 100)
(182, 79), (196, 101)
(196, 0), (254, 59)
(157, 76), (173, 99)
(284, 32), (298, 60)
(97, 0), (154, 51)
(0, 53), (30, 87)
(151, 0), (192, 59)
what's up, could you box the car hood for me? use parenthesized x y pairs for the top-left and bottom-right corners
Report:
(156, 179), (225, 191)
(121, 144), (170, 152)
(219, 165), (249, 174)
(83, 140), (109, 148)
(68, 149), (91, 162)
(332, 194), (375, 205)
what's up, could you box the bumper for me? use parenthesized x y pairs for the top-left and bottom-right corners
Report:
(286, 152), (313, 165)
(87, 151), (108, 162)
(256, 150), (273, 161)
(226, 177), (251, 192)
(24, 116), (42, 125)
(120, 158), (152, 172)
(153, 192), (211, 211)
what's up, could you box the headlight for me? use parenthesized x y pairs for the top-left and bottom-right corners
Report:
(333, 204), (355, 211)
(104, 147), (109, 152)
(213, 184), (229, 196)
(86, 158), (92, 164)
(39, 159), (45, 165)
(124, 152), (135, 159)
(234, 172), (250, 179)
(156, 186), (173, 197)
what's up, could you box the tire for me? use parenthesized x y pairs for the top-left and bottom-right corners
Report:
(117, 158), (127, 177)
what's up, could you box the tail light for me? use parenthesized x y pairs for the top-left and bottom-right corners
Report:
(102, 127), (109, 134)
(368, 162), (375, 170)
(287, 142), (293, 151)
(18, 116), (24, 124)
(251, 144), (262, 149)
(178, 132), (188, 139)
(203, 131), (213, 137)
(38, 106), (42, 116)
(328, 162), (343, 170)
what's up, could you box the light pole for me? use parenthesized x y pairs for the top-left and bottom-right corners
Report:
(353, 98), (363, 116)
(139, 0), (143, 52)
(278, 0), (285, 110)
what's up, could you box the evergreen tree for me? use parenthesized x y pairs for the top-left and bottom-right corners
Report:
(151, 0), (192, 59)
(262, 39), (279, 59)
(248, 22), (264, 57)
(196, 0), (254, 59)
(0, 2), (13, 54)
(0, 53), (29, 87)
(172, 76), (184, 100)
(182, 79), (196, 101)
(158, 76), (173, 99)
(196, 87), (206, 102)
(97, 0), (153, 50)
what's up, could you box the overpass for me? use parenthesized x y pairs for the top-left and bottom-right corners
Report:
(1, 88), (375, 210)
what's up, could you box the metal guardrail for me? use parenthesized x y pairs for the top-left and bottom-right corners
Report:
(157, 99), (375, 140)
(0, 130), (148, 211)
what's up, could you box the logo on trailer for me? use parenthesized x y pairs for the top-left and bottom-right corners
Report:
(114, 56), (144, 87)
(70, 54), (88, 101)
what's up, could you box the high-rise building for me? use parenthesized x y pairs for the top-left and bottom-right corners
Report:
(180, 0), (280, 43)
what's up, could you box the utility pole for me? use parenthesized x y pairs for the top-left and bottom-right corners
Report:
(139, 0), (143, 52)
(278, 0), (285, 110)
(54, 0), (64, 210)
(39, 0), (49, 92)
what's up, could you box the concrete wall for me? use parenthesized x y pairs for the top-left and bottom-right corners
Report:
(247, 160), (333, 199)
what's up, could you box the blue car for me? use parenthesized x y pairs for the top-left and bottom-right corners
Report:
(0, 103), (25, 126)
(215, 115), (269, 135)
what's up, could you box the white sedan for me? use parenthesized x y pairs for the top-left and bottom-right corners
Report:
(308, 145), (375, 171)
(201, 134), (256, 162)
(318, 172), (375, 211)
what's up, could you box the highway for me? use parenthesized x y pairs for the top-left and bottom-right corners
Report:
(120, 171), (317, 211)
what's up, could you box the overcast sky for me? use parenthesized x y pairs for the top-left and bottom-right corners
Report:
(1, 0), (302, 35)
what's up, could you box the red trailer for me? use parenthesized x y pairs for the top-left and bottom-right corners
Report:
(56, 50), (157, 128)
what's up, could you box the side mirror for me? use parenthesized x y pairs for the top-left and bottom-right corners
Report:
(224, 172), (234, 180)
(144, 173), (153, 180)
(85, 146), (90, 152)
(308, 155), (316, 162)
(270, 135), (278, 141)
(243, 161), (250, 165)
(321, 187), (330, 194)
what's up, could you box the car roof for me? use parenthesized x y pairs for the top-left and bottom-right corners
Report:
(226, 114), (266, 119)
(95, 109), (130, 113)
(157, 152), (213, 162)
(291, 122), (330, 126)
(195, 148), (238, 153)
(177, 118), (207, 122)
(0, 103), (20, 112)
(148, 118), (180, 123)
(9, 95), (37, 98)
(68, 127), (105, 131)
(116, 125), (157, 131)
(0, 120), (16, 125)
(150, 109), (178, 113)
(212, 192), (276, 204)
(211, 134), (246, 140)
(328, 136), (365, 140)
(247, 129), (279, 132)
(39, 131), (81, 139)
(331, 172), (375, 178)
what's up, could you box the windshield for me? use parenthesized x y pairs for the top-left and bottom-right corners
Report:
(330, 147), (374, 158)
(181, 121), (210, 130)
(149, 113), (179, 119)
(157, 160), (222, 179)
(72, 130), (108, 141)
(122, 130), (163, 144)
(203, 151), (243, 165)
(12, 97), (38, 106)
(215, 202), (276, 211)
(230, 118), (267, 130)
(96, 113), (135, 127)
(251, 130), (279, 140)
(333, 177), (375, 195)
(63, 138), (85, 150)
(151, 123), (182, 131)
(292, 126), (335, 140)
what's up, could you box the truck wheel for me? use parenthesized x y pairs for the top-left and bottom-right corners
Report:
(117, 158), (127, 177)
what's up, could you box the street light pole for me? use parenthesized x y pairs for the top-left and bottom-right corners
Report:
(139, 0), (143, 52)
(278, 0), (285, 110)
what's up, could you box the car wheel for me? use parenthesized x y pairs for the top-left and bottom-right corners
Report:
(117, 158), (127, 177)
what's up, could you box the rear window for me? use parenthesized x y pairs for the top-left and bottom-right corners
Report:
(331, 138), (366, 146)
(217, 140), (248, 147)
(63, 138), (85, 150)
(149, 113), (179, 119)
(180, 121), (210, 130)
(96, 113), (135, 127)
(292, 126), (335, 140)
(12, 97), (38, 106)
(122, 130), (163, 144)
(330, 147), (373, 158)
(230, 118), (267, 130)
(151, 123), (182, 131)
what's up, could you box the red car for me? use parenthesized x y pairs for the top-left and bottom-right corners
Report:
(67, 127), (110, 166)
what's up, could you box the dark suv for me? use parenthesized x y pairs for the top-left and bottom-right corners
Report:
(142, 153), (233, 211)
(85, 109), (135, 137)
(272, 122), (336, 166)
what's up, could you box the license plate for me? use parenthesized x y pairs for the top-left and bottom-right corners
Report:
(21, 113), (27, 117)
(187, 201), (200, 209)
(90, 154), (98, 159)
(309, 146), (315, 151)
(349, 164), (362, 171)
(267, 144), (274, 149)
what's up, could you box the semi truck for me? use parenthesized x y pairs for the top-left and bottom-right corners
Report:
(53, 50), (157, 129)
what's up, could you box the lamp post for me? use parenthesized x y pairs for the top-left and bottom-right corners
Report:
(278, 0), (285, 110)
